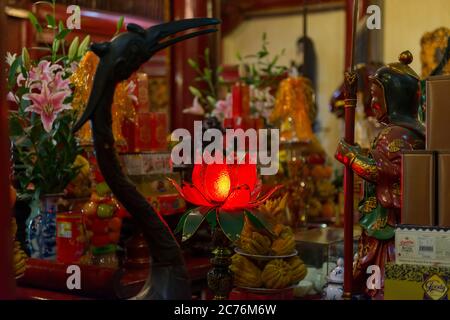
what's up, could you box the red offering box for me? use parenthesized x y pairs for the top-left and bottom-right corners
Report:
(149, 112), (168, 151)
(122, 112), (168, 152)
(56, 212), (85, 264)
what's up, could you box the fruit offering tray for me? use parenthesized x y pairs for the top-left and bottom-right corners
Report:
(231, 249), (307, 294)
(236, 284), (298, 294)
(234, 248), (298, 260)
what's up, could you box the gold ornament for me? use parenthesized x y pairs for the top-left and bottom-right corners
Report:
(420, 27), (450, 78)
(271, 77), (315, 143)
(71, 52), (137, 146)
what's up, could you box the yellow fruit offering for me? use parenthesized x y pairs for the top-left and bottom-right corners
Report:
(230, 254), (263, 288)
(271, 237), (296, 256)
(261, 259), (292, 289)
(239, 231), (272, 256)
(270, 224), (295, 256)
(287, 256), (307, 283)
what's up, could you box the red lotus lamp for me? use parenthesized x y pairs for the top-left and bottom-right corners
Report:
(169, 158), (281, 299)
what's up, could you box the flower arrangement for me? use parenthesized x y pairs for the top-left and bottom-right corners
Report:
(236, 33), (287, 123)
(237, 33), (287, 90)
(186, 48), (225, 115)
(6, 1), (90, 214)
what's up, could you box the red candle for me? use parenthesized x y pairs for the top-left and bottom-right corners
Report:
(232, 82), (242, 117)
(241, 84), (250, 117)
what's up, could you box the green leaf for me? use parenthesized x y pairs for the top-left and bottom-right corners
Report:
(58, 20), (64, 32)
(8, 115), (24, 137)
(77, 35), (91, 57)
(182, 208), (207, 241)
(189, 86), (202, 98)
(206, 96), (216, 107)
(205, 209), (217, 231)
(216, 65), (224, 75)
(175, 209), (193, 234)
(218, 210), (245, 242)
(56, 28), (71, 40)
(203, 68), (212, 80)
(116, 16), (124, 35)
(52, 39), (60, 59)
(68, 36), (79, 61)
(28, 12), (43, 33)
(188, 58), (198, 70)
(46, 14), (56, 28)
(257, 51), (269, 59)
(22, 47), (31, 70)
(245, 210), (273, 234)
(8, 57), (21, 88)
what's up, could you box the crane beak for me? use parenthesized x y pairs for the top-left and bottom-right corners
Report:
(148, 18), (220, 54)
(72, 18), (220, 134)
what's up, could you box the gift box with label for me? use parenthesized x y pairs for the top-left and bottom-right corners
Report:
(385, 262), (450, 300)
(394, 225), (450, 267)
(121, 112), (168, 152)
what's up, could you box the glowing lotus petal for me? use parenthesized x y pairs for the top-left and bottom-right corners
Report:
(171, 156), (282, 212)
(221, 186), (251, 210)
(230, 160), (257, 192)
(167, 178), (212, 207)
(248, 185), (284, 208)
(203, 163), (231, 202)
(192, 163), (208, 199)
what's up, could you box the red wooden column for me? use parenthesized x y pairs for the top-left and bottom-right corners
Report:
(0, 0), (15, 299)
(170, 0), (220, 133)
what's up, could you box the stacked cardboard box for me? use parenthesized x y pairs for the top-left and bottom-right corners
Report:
(401, 75), (450, 227)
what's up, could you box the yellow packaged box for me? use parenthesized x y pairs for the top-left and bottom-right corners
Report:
(385, 263), (450, 300)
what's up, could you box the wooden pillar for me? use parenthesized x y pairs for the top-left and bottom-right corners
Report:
(169, 0), (220, 133)
(0, 0), (15, 299)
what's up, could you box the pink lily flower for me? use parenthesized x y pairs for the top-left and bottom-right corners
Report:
(23, 81), (71, 132)
(52, 71), (71, 95)
(29, 60), (63, 84)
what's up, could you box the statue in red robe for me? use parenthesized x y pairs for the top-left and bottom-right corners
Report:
(335, 51), (425, 296)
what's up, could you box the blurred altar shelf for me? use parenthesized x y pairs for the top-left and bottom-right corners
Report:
(121, 72), (168, 153)
(117, 71), (182, 216)
(401, 75), (450, 227)
(119, 152), (186, 216)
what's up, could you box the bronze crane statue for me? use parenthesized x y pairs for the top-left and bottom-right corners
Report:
(73, 18), (220, 300)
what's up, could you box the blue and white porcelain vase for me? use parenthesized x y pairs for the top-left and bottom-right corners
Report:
(27, 194), (62, 260)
